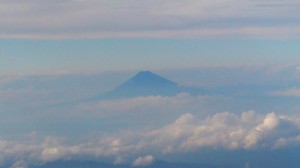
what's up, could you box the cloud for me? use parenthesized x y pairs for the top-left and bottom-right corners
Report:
(0, 111), (300, 166)
(0, 0), (300, 39)
(70, 93), (233, 128)
(10, 160), (28, 168)
(77, 93), (211, 114)
(144, 111), (300, 152)
(0, 135), (137, 164)
(272, 87), (300, 97)
(114, 156), (126, 165)
(132, 155), (155, 167)
(2, 68), (300, 167)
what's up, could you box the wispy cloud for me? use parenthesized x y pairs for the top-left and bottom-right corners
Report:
(132, 155), (155, 167)
(272, 87), (300, 97)
(76, 93), (225, 115)
(1, 0), (300, 39)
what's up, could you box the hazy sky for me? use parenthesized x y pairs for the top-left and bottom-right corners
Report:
(1, 39), (300, 75)
(0, 0), (300, 75)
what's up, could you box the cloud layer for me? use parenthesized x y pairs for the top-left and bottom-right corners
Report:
(1, 0), (300, 38)
(1, 111), (300, 166)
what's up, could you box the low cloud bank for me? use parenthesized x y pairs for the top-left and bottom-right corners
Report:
(145, 111), (300, 153)
(1, 111), (300, 166)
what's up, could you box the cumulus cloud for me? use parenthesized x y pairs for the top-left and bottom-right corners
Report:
(144, 111), (300, 152)
(0, 135), (136, 165)
(132, 155), (155, 167)
(0, 0), (299, 38)
(1, 111), (300, 166)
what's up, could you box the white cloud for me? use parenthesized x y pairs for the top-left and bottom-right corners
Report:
(0, 111), (300, 166)
(144, 111), (300, 152)
(132, 155), (155, 167)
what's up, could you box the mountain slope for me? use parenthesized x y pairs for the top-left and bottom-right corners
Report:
(95, 71), (200, 99)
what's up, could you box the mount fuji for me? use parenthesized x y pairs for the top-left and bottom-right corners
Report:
(95, 71), (204, 99)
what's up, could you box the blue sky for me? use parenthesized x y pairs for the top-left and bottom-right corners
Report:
(1, 0), (300, 167)
(1, 39), (300, 75)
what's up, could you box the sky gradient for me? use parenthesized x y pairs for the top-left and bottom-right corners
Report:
(1, 39), (300, 75)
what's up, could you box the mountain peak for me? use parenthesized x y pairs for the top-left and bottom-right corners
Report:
(136, 70), (154, 75)
(94, 71), (182, 99)
(128, 71), (177, 86)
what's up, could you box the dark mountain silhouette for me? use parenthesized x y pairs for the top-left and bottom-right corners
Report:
(91, 70), (276, 101)
(95, 71), (205, 99)
(123, 71), (177, 87)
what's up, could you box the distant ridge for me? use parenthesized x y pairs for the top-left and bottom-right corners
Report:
(94, 71), (188, 99)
